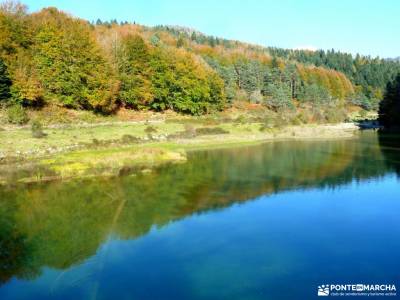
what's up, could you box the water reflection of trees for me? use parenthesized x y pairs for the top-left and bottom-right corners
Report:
(378, 132), (400, 175)
(0, 132), (396, 284)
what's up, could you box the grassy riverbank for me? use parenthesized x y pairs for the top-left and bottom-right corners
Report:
(0, 112), (358, 184)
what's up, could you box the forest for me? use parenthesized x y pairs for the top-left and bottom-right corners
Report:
(0, 1), (399, 125)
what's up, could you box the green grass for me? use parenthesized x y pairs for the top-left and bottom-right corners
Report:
(0, 116), (358, 183)
(0, 120), (357, 159)
(0, 119), (270, 157)
(0, 122), (184, 156)
(38, 146), (187, 179)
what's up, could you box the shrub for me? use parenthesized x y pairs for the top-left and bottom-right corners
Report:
(358, 109), (368, 119)
(234, 115), (247, 124)
(325, 108), (347, 123)
(259, 124), (271, 132)
(31, 120), (46, 138)
(202, 116), (221, 126)
(311, 109), (326, 123)
(121, 134), (140, 144)
(290, 116), (303, 126)
(260, 114), (284, 131)
(7, 105), (29, 125)
(297, 111), (310, 124)
(92, 138), (101, 146)
(144, 125), (158, 134)
(167, 123), (197, 139)
(183, 123), (196, 134)
(195, 127), (229, 135)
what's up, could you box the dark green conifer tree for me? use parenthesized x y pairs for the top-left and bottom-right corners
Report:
(0, 58), (11, 102)
(379, 74), (400, 128)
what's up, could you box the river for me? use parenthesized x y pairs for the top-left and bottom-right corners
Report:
(0, 131), (399, 299)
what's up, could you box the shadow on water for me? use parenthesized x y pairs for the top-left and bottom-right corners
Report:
(355, 119), (382, 130)
(0, 131), (399, 291)
(378, 131), (400, 175)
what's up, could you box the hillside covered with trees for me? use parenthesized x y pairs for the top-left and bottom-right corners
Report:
(378, 74), (400, 128)
(1, 1), (399, 123)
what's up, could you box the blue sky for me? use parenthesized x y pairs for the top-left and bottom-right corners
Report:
(23, 0), (399, 58)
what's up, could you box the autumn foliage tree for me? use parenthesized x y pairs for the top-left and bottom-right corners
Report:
(31, 8), (118, 112)
(0, 1), (32, 57)
(1, 1), (394, 118)
(117, 34), (154, 108)
(149, 47), (225, 114)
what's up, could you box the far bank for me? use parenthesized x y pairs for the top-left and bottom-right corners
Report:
(0, 120), (359, 184)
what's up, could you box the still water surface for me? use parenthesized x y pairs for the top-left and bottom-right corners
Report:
(0, 131), (399, 300)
